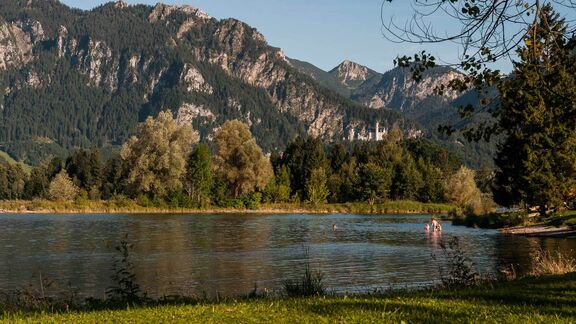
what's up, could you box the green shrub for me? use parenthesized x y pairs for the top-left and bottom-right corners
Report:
(88, 186), (101, 200)
(136, 194), (153, 207)
(112, 195), (132, 208)
(565, 218), (576, 227)
(152, 197), (167, 209)
(453, 211), (529, 229)
(75, 189), (89, 206)
(230, 199), (245, 209)
(244, 192), (262, 210)
(283, 267), (325, 297)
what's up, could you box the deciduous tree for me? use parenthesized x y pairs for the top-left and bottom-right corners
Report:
(446, 166), (482, 212)
(306, 168), (329, 205)
(49, 170), (79, 201)
(121, 111), (198, 198)
(184, 144), (213, 207)
(214, 120), (273, 198)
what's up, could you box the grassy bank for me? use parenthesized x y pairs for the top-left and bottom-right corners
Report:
(452, 211), (532, 229)
(452, 210), (576, 238)
(0, 199), (455, 215)
(546, 210), (576, 227)
(3, 273), (575, 323)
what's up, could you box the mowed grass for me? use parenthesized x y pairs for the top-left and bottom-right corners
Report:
(4, 273), (576, 323)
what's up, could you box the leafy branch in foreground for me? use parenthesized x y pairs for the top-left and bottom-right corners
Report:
(383, 0), (576, 141)
(283, 247), (326, 297)
(436, 237), (482, 288)
(106, 234), (146, 304)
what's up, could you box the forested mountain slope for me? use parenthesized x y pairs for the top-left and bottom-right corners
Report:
(0, 0), (409, 164)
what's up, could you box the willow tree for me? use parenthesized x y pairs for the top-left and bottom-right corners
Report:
(446, 166), (482, 212)
(214, 120), (273, 198)
(121, 111), (199, 198)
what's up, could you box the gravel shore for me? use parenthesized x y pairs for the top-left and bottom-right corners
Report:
(500, 225), (576, 237)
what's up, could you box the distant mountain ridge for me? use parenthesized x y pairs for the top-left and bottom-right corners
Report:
(289, 58), (497, 167)
(290, 58), (465, 126)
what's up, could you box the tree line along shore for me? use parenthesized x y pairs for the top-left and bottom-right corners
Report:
(0, 112), (490, 217)
(1, 112), (572, 237)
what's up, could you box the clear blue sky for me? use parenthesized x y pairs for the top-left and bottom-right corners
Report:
(59, 0), (574, 73)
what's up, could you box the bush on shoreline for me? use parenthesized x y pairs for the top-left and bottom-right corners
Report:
(451, 211), (530, 229)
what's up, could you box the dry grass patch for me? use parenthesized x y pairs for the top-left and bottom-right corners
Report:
(530, 249), (576, 276)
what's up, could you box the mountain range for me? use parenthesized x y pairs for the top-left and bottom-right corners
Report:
(0, 0), (494, 167)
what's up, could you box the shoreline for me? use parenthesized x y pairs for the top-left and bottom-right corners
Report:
(0, 200), (455, 215)
(499, 225), (576, 238)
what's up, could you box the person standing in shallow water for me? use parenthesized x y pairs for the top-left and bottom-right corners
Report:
(431, 217), (441, 232)
(425, 223), (430, 233)
(435, 222), (442, 232)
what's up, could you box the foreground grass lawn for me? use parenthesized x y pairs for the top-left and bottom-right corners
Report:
(4, 273), (576, 323)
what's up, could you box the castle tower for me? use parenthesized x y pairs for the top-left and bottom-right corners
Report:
(349, 128), (356, 141)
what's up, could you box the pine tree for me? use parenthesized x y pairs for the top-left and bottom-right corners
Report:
(357, 162), (392, 204)
(493, 6), (576, 215)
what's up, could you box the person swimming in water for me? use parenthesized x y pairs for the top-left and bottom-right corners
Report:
(425, 223), (430, 232)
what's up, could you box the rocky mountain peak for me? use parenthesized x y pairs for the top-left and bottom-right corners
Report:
(330, 59), (373, 86)
(149, 3), (211, 23)
(113, 0), (128, 9)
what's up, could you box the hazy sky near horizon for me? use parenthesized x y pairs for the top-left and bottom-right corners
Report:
(59, 0), (563, 73)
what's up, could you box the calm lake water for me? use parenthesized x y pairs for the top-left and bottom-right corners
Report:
(0, 213), (574, 298)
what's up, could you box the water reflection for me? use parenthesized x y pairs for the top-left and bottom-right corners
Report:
(0, 213), (574, 298)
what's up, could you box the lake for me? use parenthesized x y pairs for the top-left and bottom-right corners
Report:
(0, 213), (574, 298)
